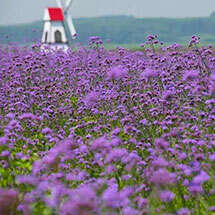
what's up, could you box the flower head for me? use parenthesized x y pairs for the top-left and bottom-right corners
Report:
(0, 189), (19, 215)
(84, 91), (99, 106)
(189, 35), (200, 47)
(107, 65), (128, 80)
(159, 190), (175, 202)
(177, 208), (191, 215)
(140, 68), (159, 81)
(150, 168), (175, 186)
(183, 70), (199, 82)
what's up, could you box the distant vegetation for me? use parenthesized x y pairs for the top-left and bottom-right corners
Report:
(1, 13), (215, 45)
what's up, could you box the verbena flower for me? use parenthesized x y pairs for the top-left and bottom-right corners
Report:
(192, 171), (210, 185)
(84, 91), (99, 106)
(189, 35), (200, 47)
(177, 208), (191, 215)
(183, 70), (199, 82)
(1, 39), (215, 215)
(107, 65), (128, 80)
(0, 189), (19, 215)
(150, 168), (176, 186)
(140, 68), (159, 81)
(159, 190), (175, 202)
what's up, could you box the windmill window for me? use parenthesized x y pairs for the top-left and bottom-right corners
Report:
(55, 30), (62, 43)
(45, 32), (48, 43)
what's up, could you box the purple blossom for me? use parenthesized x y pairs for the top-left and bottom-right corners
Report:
(0, 136), (8, 145)
(84, 91), (99, 106)
(0, 150), (10, 157)
(189, 35), (200, 47)
(102, 186), (130, 208)
(151, 157), (169, 168)
(154, 137), (169, 150)
(5, 112), (15, 119)
(192, 171), (210, 185)
(162, 90), (174, 100)
(188, 183), (203, 195)
(140, 68), (159, 81)
(60, 186), (97, 215)
(150, 168), (176, 186)
(41, 127), (53, 135)
(159, 190), (175, 202)
(107, 65), (128, 80)
(209, 154), (215, 161)
(122, 206), (139, 215)
(105, 148), (128, 163)
(177, 208), (191, 215)
(18, 113), (36, 120)
(209, 206), (215, 212)
(183, 70), (199, 82)
(0, 189), (19, 215)
(17, 175), (38, 186)
(1, 39), (215, 215)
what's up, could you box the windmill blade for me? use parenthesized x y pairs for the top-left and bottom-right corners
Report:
(56, 0), (63, 8)
(64, 0), (74, 13)
(66, 13), (77, 39)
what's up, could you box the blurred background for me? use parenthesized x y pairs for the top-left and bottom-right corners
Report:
(1, 0), (215, 47)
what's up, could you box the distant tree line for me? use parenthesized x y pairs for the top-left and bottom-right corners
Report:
(1, 13), (215, 45)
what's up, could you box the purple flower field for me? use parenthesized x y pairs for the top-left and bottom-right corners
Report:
(1, 36), (215, 214)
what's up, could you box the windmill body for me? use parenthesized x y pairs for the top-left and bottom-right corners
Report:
(41, 0), (77, 50)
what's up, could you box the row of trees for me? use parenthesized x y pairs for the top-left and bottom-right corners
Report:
(1, 14), (215, 45)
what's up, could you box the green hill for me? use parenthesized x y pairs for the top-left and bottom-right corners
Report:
(1, 14), (215, 45)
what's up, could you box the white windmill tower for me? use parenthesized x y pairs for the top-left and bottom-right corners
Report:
(41, 0), (77, 50)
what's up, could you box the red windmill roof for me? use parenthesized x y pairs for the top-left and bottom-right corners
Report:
(48, 8), (64, 21)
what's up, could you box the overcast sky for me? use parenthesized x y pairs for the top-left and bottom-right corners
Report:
(1, 0), (215, 25)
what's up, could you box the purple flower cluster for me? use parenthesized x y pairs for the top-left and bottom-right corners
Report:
(0, 37), (215, 214)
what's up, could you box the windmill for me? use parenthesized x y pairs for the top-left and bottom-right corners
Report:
(41, 0), (77, 49)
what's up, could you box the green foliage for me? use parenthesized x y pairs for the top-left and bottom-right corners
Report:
(32, 202), (54, 215)
(2, 15), (215, 45)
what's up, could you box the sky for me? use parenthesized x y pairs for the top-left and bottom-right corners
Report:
(1, 0), (215, 25)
